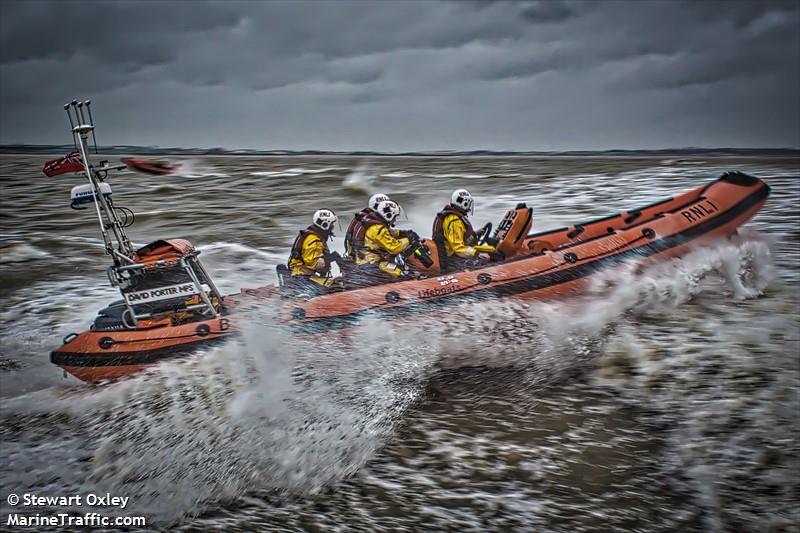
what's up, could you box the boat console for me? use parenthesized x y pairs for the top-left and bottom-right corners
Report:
(493, 203), (534, 258)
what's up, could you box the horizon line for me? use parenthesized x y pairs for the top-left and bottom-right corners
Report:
(1, 143), (799, 155)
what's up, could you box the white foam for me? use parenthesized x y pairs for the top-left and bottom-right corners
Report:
(0, 242), (51, 264)
(0, 308), (437, 522)
(252, 167), (345, 178)
(251, 170), (303, 177)
(381, 171), (416, 179)
(342, 163), (378, 194)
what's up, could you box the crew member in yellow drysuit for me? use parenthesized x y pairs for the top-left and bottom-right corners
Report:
(344, 192), (391, 260)
(432, 189), (498, 272)
(355, 199), (416, 281)
(288, 209), (339, 293)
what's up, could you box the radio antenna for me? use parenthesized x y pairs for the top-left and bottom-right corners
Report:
(70, 100), (81, 149)
(85, 100), (99, 154)
(63, 103), (77, 150)
(77, 100), (87, 125)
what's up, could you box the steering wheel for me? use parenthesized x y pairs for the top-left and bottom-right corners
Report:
(478, 222), (493, 245)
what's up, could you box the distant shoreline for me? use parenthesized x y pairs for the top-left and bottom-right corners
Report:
(1, 145), (798, 158)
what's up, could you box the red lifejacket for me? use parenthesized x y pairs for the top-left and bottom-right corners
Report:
(344, 208), (385, 259)
(431, 205), (476, 266)
(288, 226), (330, 273)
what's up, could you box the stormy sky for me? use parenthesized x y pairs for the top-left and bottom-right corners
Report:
(1, 0), (798, 151)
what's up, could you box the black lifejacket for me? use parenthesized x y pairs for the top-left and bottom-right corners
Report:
(288, 226), (330, 274)
(431, 205), (476, 267)
(344, 208), (385, 259)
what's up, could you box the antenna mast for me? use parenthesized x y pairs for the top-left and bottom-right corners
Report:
(65, 100), (135, 263)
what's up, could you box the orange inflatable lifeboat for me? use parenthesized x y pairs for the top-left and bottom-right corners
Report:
(51, 172), (770, 383)
(277, 172), (770, 328)
(123, 157), (177, 175)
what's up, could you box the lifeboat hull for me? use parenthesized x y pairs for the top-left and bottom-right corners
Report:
(51, 172), (770, 382)
(51, 315), (234, 382)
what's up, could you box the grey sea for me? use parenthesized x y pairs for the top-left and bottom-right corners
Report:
(0, 155), (798, 532)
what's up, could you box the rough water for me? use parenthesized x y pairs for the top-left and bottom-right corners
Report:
(0, 155), (798, 532)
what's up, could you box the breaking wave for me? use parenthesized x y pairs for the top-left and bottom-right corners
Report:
(0, 242), (51, 264)
(342, 163), (378, 194)
(251, 167), (345, 178)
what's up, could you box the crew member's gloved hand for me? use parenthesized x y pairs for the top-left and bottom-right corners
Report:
(477, 252), (491, 261)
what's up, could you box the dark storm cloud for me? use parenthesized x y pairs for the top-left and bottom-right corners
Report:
(476, 0), (800, 85)
(520, 1), (575, 23)
(0, 0), (797, 150)
(0, 0), (241, 66)
(683, 0), (799, 28)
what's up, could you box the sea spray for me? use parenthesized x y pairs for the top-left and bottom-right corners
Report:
(420, 237), (776, 384)
(342, 163), (378, 195)
(0, 235), (784, 527)
(0, 306), (440, 523)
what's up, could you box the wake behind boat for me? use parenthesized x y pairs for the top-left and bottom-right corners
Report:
(46, 102), (770, 382)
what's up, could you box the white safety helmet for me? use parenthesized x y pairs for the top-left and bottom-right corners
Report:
(312, 209), (338, 233)
(451, 188), (474, 215)
(375, 200), (401, 226)
(368, 193), (390, 211)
